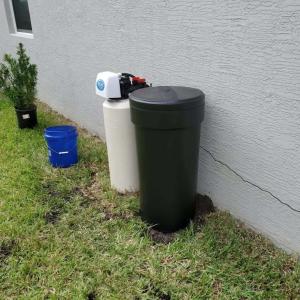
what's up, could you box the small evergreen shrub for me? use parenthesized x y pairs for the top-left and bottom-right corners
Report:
(0, 43), (37, 109)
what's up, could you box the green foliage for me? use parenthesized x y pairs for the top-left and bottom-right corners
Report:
(0, 43), (37, 109)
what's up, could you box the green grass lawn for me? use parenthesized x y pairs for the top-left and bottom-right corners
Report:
(0, 98), (299, 299)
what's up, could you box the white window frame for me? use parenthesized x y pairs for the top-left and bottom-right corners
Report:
(4, 0), (34, 39)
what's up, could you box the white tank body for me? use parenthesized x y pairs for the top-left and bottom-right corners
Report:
(103, 99), (139, 193)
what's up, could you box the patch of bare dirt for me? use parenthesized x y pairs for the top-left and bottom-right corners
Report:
(142, 194), (215, 244)
(142, 283), (171, 300)
(212, 279), (222, 298)
(76, 164), (103, 206)
(76, 166), (138, 222)
(79, 175), (101, 202)
(86, 291), (96, 300)
(147, 229), (176, 244)
(193, 194), (215, 228)
(0, 240), (16, 263)
(102, 209), (134, 221)
(44, 209), (61, 224)
(41, 182), (73, 203)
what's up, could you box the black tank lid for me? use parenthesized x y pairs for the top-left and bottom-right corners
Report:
(129, 86), (205, 111)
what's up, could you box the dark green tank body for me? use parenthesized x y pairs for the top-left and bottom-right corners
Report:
(130, 86), (205, 232)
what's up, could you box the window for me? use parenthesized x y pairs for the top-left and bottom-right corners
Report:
(11, 0), (32, 33)
(4, 0), (33, 38)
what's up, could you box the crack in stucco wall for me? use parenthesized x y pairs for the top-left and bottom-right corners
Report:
(200, 146), (300, 213)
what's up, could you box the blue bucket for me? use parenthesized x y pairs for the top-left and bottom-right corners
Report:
(44, 125), (78, 168)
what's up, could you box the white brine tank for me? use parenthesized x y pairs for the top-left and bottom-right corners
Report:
(95, 71), (148, 193)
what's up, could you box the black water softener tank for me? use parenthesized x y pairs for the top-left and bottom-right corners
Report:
(129, 86), (205, 232)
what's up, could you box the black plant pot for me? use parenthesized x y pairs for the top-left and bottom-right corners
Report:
(15, 105), (37, 129)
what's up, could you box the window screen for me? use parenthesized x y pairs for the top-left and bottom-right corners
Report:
(12, 0), (32, 32)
